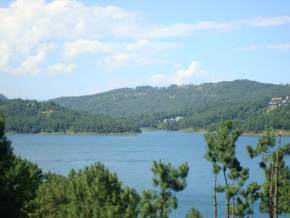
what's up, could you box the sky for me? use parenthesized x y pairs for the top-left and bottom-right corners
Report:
(0, 0), (290, 100)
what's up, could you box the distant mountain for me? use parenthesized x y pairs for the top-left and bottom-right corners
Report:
(0, 93), (7, 101)
(0, 99), (140, 133)
(52, 80), (290, 132)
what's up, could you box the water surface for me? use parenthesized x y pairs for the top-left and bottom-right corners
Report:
(9, 131), (290, 218)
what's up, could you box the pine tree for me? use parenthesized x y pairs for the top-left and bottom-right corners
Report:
(185, 207), (203, 218)
(247, 130), (290, 217)
(140, 160), (189, 218)
(205, 120), (242, 218)
(0, 114), (43, 218)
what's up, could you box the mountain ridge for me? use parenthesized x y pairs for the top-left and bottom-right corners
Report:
(51, 79), (290, 131)
(0, 99), (140, 133)
(0, 93), (7, 101)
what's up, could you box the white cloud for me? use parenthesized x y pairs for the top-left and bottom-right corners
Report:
(63, 40), (113, 59)
(46, 63), (76, 75)
(151, 60), (237, 86)
(148, 16), (290, 37)
(240, 42), (290, 51)
(0, 0), (290, 75)
(151, 60), (208, 85)
(238, 44), (260, 51)
(13, 43), (55, 75)
(0, 42), (10, 70)
(64, 39), (180, 68)
(250, 16), (290, 27)
(266, 42), (290, 50)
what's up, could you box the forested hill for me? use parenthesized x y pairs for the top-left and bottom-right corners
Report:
(52, 80), (290, 131)
(0, 93), (7, 101)
(0, 99), (140, 133)
(53, 80), (290, 117)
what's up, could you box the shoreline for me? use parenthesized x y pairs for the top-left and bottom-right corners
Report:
(180, 128), (290, 136)
(6, 129), (290, 136)
(7, 132), (142, 136)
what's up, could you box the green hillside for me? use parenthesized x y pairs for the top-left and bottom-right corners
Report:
(52, 80), (290, 132)
(0, 99), (140, 133)
(0, 93), (7, 101)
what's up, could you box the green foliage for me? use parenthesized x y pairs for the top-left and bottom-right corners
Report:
(0, 99), (140, 133)
(140, 160), (189, 218)
(258, 150), (290, 215)
(151, 160), (189, 192)
(205, 120), (254, 218)
(247, 131), (290, 216)
(52, 80), (290, 131)
(236, 182), (261, 217)
(31, 163), (140, 218)
(0, 114), (43, 218)
(185, 208), (203, 218)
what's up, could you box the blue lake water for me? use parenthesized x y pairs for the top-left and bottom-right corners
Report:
(8, 131), (290, 218)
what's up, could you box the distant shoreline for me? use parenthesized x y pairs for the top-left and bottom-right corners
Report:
(142, 128), (290, 136)
(6, 129), (290, 136)
(180, 128), (290, 136)
(7, 132), (141, 136)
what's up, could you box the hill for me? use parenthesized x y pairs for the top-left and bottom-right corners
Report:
(0, 99), (140, 133)
(52, 80), (290, 132)
(0, 93), (7, 101)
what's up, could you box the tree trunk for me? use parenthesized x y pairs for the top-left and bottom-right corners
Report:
(231, 196), (235, 218)
(269, 163), (274, 218)
(273, 133), (281, 218)
(223, 168), (230, 218)
(273, 152), (279, 218)
(213, 174), (218, 218)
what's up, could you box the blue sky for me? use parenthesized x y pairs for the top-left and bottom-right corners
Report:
(0, 0), (290, 100)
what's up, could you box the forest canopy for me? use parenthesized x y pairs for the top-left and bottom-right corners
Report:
(0, 99), (140, 133)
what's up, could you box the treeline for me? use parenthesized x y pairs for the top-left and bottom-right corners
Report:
(0, 99), (140, 133)
(1, 116), (289, 217)
(160, 104), (290, 132)
(52, 80), (290, 132)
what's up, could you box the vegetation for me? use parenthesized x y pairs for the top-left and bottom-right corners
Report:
(139, 160), (189, 218)
(0, 115), (191, 218)
(31, 164), (140, 218)
(247, 131), (290, 217)
(205, 121), (250, 218)
(0, 99), (140, 133)
(52, 80), (290, 132)
(1, 114), (289, 217)
(205, 121), (290, 218)
(185, 208), (203, 218)
(161, 104), (290, 132)
(0, 115), (43, 218)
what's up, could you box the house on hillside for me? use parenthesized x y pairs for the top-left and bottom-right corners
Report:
(163, 116), (184, 123)
(268, 96), (290, 111)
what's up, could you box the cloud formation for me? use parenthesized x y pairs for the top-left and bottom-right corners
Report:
(151, 60), (207, 85)
(151, 60), (238, 86)
(239, 42), (290, 51)
(0, 0), (290, 75)
(266, 42), (290, 50)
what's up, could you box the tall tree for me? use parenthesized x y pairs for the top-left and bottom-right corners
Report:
(0, 114), (43, 218)
(247, 130), (290, 217)
(205, 120), (242, 218)
(140, 160), (189, 218)
(205, 133), (222, 218)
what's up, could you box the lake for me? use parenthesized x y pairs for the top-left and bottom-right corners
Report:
(8, 131), (290, 218)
